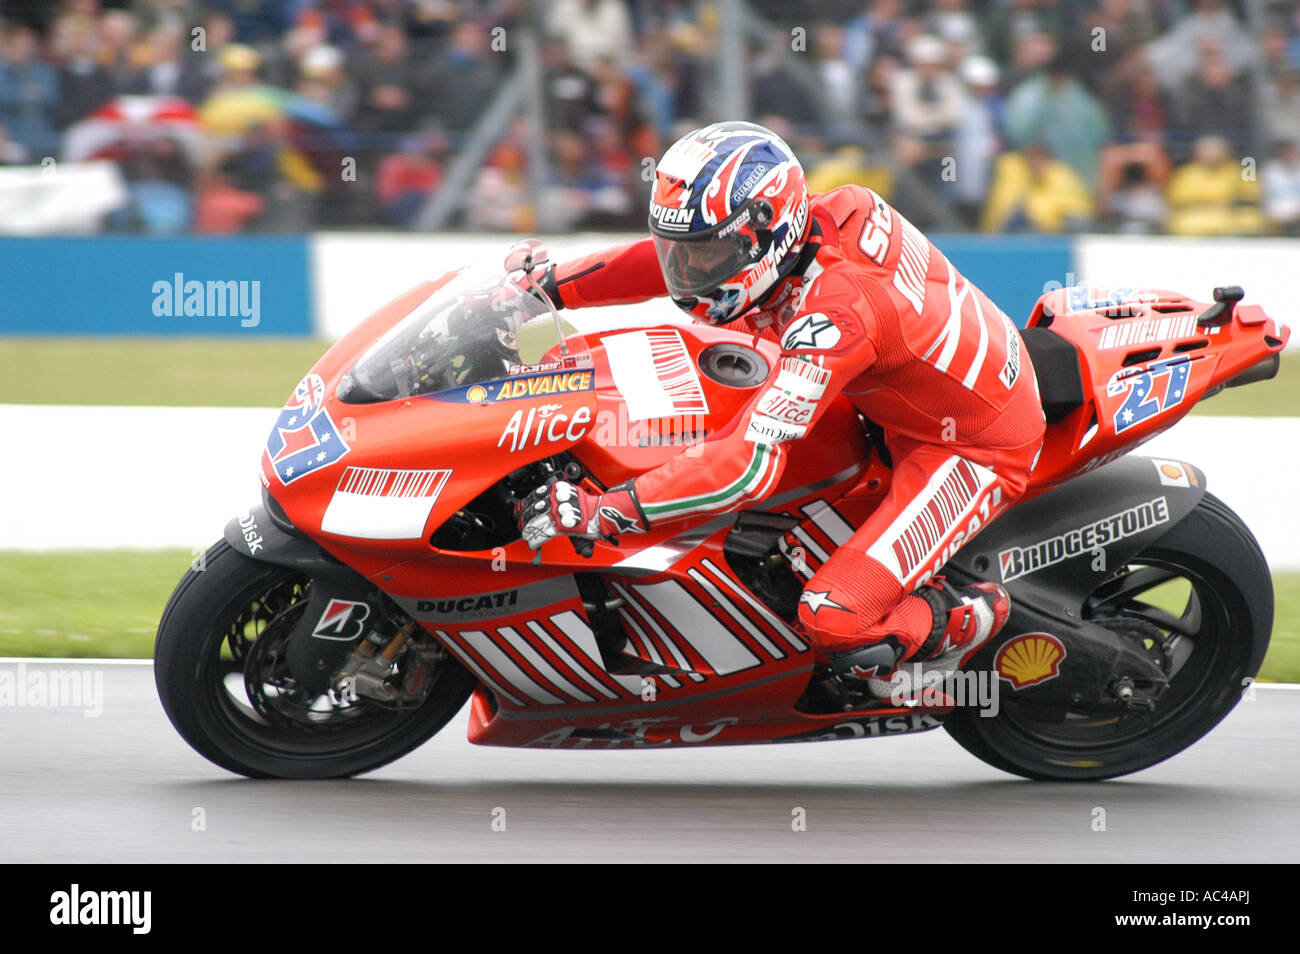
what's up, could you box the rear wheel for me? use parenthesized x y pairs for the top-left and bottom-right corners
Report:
(154, 540), (476, 779)
(944, 493), (1271, 781)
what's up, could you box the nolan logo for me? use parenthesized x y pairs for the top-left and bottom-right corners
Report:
(650, 203), (694, 231)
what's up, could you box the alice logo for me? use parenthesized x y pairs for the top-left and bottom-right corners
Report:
(152, 272), (261, 328)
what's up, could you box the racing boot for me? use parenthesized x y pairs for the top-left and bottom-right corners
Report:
(827, 578), (1010, 701)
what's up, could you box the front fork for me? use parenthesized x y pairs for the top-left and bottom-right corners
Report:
(330, 620), (448, 708)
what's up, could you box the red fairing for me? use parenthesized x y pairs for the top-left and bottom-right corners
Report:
(1020, 286), (1290, 490)
(250, 220), (1286, 750)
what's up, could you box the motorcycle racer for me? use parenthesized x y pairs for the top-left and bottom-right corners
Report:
(516, 121), (1045, 695)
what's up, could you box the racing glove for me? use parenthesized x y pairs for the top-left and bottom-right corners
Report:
(515, 480), (648, 550)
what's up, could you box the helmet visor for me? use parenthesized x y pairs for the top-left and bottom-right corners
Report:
(653, 231), (752, 299)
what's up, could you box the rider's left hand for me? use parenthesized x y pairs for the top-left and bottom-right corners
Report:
(515, 481), (647, 550)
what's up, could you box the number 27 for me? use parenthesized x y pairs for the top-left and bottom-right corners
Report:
(1111, 358), (1192, 434)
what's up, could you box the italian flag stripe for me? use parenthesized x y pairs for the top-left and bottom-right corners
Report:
(642, 443), (776, 519)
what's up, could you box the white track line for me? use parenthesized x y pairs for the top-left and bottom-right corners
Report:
(0, 657), (154, 666)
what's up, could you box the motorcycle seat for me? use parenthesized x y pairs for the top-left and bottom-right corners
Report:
(1022, 326), (1085, 423)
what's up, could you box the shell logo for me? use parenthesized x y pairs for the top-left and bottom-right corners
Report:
(1160, 463), (1182, 481)
(466, 385), (488, 404)
(994, 633), (1067, 689)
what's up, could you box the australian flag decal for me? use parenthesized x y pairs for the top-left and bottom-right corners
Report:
(265, 373), (350, 484)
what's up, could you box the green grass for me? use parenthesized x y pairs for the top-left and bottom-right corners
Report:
(0, 337), (330, 407)
(1, 550), (1297, 682)
(1193, 356), (1300, 417)
(1268, 573), (1300, 683)
(0, 550), (194, 658)
(0, 337), (1296, 414)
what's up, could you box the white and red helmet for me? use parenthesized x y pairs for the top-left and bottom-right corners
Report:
(649, 121), (810, 325)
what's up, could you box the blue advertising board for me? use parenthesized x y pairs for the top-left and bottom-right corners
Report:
(0, 236), (313, 335)
(932, 235), (1073, 327)
(0, 233), (1073, 337)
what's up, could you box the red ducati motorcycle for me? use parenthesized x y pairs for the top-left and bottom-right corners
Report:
(155, 241), (1288, 780)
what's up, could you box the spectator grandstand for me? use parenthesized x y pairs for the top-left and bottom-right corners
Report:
(0, 0), (1295, 235)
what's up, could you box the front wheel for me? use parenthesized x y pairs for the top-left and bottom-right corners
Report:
(154, 540), (477, 779)
(944, 493), (1272, 781)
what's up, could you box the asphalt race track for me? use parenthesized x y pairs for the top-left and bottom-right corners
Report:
(2, 661), (1296, 863)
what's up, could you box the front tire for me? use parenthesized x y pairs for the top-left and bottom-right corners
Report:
(944, 492), (1272, 781)
(154, 540), (476, 779)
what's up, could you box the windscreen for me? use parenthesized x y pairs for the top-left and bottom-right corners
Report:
(338, 271), (576, 404)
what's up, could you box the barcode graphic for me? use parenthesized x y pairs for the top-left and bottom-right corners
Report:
(891, 459), (981, 577)
(646, 330), (709, 415)
(780, 355), (831, 390)
(338, 467), (451, 498)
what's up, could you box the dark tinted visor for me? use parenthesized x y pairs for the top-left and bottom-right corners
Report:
(653, 231), (751, 299)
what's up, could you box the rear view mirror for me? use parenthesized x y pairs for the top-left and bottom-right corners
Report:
(504, 238), (550, 276)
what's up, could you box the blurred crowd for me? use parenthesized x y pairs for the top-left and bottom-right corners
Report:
(1, 0), (1298, 235)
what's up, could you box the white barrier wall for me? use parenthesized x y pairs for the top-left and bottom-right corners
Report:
(3, 405), (1297, 571)
(311, 232), (671, 340)
(1076, 235), (1299, 347)
(313, 233), (1299, 348)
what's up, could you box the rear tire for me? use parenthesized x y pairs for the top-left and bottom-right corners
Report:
(155, 540), (476, 779)
(944, 492), (1271, 781)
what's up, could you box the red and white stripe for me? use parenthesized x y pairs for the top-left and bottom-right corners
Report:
(524, 620), (621, 699)
(868, 457), (996, 585)
(321, 468), (451, 539)
(700, 558), (809, 652)
(646, 329), (710, 414)
(435, 612), (650, 708)
(613, 582), (704, 682)
(892, 217), (930, 315)
(603, 329), (711, 421)
(337, 467), (449, 498)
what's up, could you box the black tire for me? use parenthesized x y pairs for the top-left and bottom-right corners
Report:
(944, 492), (1272, 781)
(154, 540), (477, 779)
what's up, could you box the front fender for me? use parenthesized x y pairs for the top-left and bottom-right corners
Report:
(224, 502), (380, 694)
(224, 502), (365, 585)
(946, 455), (1206, 607)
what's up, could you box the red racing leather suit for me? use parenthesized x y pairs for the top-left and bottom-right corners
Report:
(549, 185), (1046, 660)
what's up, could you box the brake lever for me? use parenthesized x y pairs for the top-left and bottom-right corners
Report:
(526, 467), (562, 566)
